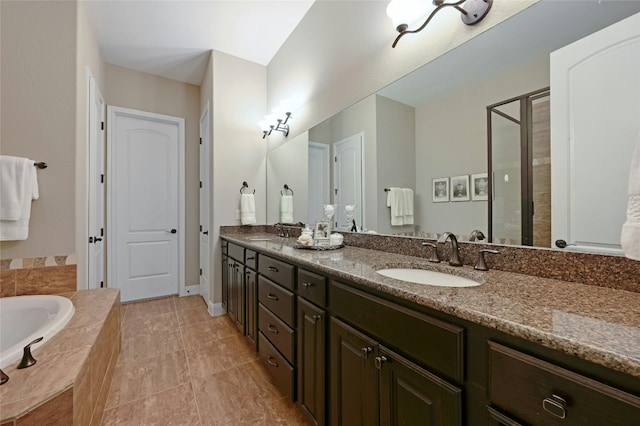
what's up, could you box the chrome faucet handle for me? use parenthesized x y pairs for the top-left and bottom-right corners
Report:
(475, 249), (500, 271)
(17, 336), (43, 369)
(422, 242), (441, 263)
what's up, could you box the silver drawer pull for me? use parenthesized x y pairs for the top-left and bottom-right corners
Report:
(267, 355), (278, 367)
(302, 282), (313, 288)
(268, 266), (279, 272)
(267, 324), (279, 334)
(361, 346), (373, 359)
(375, 355), (388, 370)
(313, 314), (322, 323)
(542, 394), (566, 419)
(267, 293), (279, 300)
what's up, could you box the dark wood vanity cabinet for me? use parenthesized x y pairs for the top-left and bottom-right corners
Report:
(257, 254), (296, 400)
(487, 342), (640, 425)
(244, 256), (257, 349)
(330, 281), (463, 426)
(297, 268), (328, 426)
(226, 256), (244, 332)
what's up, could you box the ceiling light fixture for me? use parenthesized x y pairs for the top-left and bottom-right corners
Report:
(260, 112), (292, 139)
(387, 0), (493, 48)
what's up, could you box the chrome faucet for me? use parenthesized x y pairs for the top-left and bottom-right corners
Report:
(468, 229), (485, 242)
(438, 232), (463, 266)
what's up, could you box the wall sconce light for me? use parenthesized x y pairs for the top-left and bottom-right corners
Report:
(260, 112), (292, 138)
(387, 0), (492, 48)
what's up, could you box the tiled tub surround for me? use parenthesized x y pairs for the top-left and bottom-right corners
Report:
(0, 288), (121, 425)
(0, 255), (77, 298)
(221, 230), (640, 379)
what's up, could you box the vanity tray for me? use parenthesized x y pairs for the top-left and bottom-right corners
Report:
(293, 243), (344, 251)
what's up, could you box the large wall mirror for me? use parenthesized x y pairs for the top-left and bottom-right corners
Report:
(266, 1), (640, 255)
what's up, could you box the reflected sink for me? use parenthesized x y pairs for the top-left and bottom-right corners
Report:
(245, 236), (274, 241)
(376, 268), (481, 287)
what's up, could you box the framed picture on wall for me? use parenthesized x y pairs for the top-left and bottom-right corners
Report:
(471, 173), (489, 201)
(451, 175), (470, 202)
(432, 177), (449, 202)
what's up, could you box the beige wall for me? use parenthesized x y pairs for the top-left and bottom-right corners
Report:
(209, 51), (267, 305)
(105, 64), (201, 286)
(1, 1), (78, 260)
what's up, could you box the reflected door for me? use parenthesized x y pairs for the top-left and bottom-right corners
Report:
(308, 142), (330, 225)
(333, 134), (363, 230)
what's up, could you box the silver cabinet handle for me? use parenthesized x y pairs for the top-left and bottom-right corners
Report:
(268, 266), (279, 272)
(267, 324), (279, 334)
(267, 355), (278, 367)
(361, 346), (373, 359)
(302, 282), (313, 288)
(267, 293), (278, 300)
(375, 355), (388, 370)
(542, 394), (566, 419)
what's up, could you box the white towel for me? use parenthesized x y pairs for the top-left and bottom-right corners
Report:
(280, 195), (294, 224)
(0, 155), (39, 240)
(240, 193), (256, 225)
(386, 187), (414, 226)
(621, 133), (640, 260)
(402, 188), (414, 225)
(386, 187), (404, 226)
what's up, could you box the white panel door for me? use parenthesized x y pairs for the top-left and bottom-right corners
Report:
(199, 103), (210, 302)
(333, 134), (363, 230)
(108, 107), (184, 302)
(88, 74), (105, 289)
(308, 142), (330, 225)
(551, 12), (640, 254)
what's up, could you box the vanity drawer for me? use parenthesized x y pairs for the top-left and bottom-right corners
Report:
(297, 268), (327, 307)
(258, 255), (295, 290)
(258, 276), (295, 326)
(331, 280), (464, 383)
(245, 249), (257, 270)
(488, 342), (640, 425)
(228, 242), (245, 262)
(258, 303), (294, 363)
(259, 332), (294, 400)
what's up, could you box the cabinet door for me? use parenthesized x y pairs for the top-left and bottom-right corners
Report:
(330, 318), (378, 426)
(233, 260), (245, 332)
(226, 258), (237, 322)
(378, 345), (462, 426)
(221, 254), (228, 311)
(245, 268), (257, 349)
(298, 298), (326, 426)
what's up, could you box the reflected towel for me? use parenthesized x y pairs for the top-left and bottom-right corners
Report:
(280, 195), (294, 223)
(386, 187), (404, 226)
(621, 133), (640, 260)
(402, 188), (414, 225)
(0, 155), (39, 240)
(240, 193), (256, 225)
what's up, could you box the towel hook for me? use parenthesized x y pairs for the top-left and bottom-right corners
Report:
(280, 184), (294, 196)
(240, 181), (255, 194)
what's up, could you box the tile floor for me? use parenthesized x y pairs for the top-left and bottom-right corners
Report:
(101, 296), (308, 425)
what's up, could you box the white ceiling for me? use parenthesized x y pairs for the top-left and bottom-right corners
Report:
(84, 0), (315, 85)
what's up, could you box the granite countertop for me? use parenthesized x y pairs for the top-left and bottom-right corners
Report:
(222, 233), (640, 379)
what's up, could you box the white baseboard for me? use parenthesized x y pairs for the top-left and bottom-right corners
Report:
(208, 301), (225, 317)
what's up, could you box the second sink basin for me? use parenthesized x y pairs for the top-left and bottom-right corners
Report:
(376, 268), (482, 287)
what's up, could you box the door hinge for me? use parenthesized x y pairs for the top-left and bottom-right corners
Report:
(100, 227), (104, 237)
(199, 268), (202, 276)
(100, 281), (104, 288)
(101, 121), (104, 131)
(334, 188), (338, 195)
(200, 225), (202, 232)
(101, 174), (104, 183)
(199, 137), (202, 144)
(531, 201), (535, 216)
(89, 236), (93, 243)
(334, 156), (337, 162)
(199, 181), (202, 188)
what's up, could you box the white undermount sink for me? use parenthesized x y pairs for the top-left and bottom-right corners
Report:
(376, 268), (482, 288)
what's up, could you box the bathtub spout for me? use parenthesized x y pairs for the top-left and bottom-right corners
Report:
(17, 336), (43, 369)
(0, 368), (8, 385)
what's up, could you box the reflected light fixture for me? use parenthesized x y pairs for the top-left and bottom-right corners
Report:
(260, 112), (292, 138)
(387, 0), (493, 48)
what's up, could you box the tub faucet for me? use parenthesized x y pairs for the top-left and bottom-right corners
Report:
(438, 232), (463, 266)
